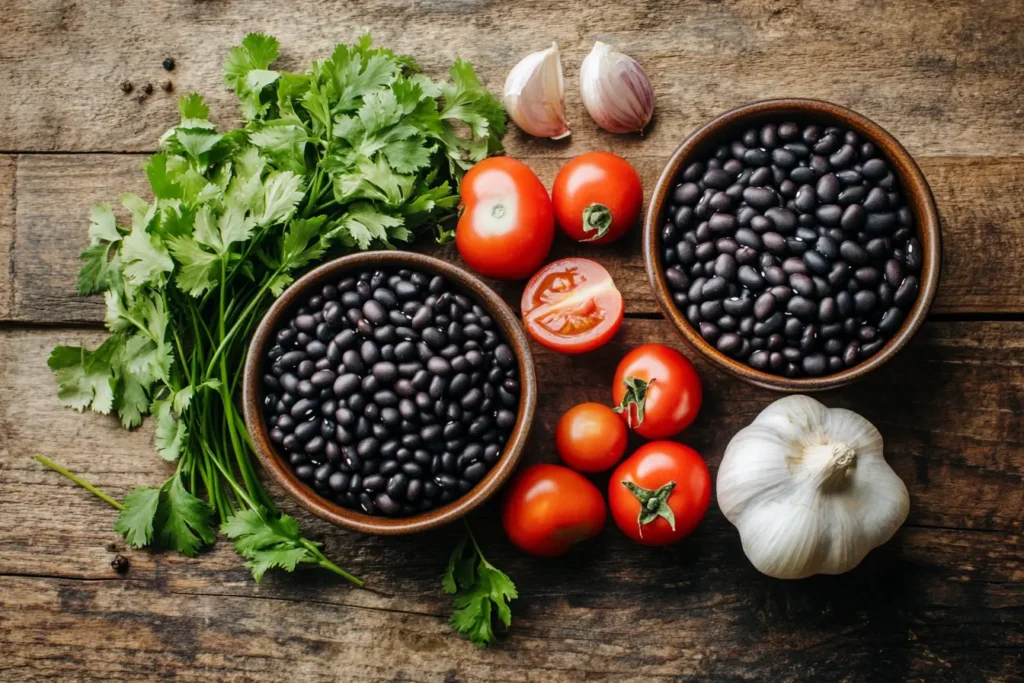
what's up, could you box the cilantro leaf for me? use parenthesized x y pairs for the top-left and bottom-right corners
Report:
(121, 226), (174, 287)
(113, 476), (214, 556)
(114, 486), (162, 548)
(158, 474), (216, 556)
(258, 171), (305, 226)
(168, 236), (219, 296)
(179, 92), (210, 121)
(222, 507), (318, 582)
(153, 398), (187, 461)
(444, 525), (517, 647)
(48, 339), (118, 415)
(88, 203), (121, 244)
(77, 242), (121, 295)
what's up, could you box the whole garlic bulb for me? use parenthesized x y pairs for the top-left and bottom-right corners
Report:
(503, 43), (570, 140)
(579, 42), (654, 134)
(717, 395), (909, 579)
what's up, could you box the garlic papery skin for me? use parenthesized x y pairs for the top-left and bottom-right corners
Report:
(503, 43), (570, 140)
(579, 42), (654, 134)
(717, 395), (909, 580)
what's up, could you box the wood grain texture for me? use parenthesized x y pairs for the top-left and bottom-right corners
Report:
(1, 321), (1021, 681)
(0, 156), (14, 319)
(3, 0), (1024, 679)
(7, 154), (1024, 324)
(1, 0), (1022, 157)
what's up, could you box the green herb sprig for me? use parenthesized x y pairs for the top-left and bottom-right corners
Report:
(44, 33), (505, 585)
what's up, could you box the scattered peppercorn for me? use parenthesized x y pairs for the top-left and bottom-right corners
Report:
(161, 80), (173, 92)
(105, 542), (120, 552)
(110, 554), (130, 573)
(142, 82), (154, 95)
(120, 80), (133, 94)
(163, 57), (176, 71)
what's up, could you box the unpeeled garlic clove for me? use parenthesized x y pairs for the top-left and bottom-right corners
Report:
(503, 43), (570, 140)
(579, 42), (655, 134)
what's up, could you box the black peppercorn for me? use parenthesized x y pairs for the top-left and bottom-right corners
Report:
(110, 554), (130, 573)
(162, 57), (176, 71)
(120, 80), (133, 93)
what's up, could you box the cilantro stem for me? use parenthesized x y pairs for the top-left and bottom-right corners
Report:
(299, 538), (364, 587)
(34, 456), (124, 511)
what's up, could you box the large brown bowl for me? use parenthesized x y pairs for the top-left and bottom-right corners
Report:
(644, 99), (941, 392)
(243, 251), (537, 534)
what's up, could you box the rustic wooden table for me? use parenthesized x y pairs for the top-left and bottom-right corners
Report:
(1, 1), (1022, 681)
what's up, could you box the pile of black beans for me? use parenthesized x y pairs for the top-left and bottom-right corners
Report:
(659, 121), (922, 378)
(261, 268), (519, 516)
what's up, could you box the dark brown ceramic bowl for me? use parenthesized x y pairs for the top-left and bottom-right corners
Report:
(243, 251), (537, 535)
(644, 99), (941, 392)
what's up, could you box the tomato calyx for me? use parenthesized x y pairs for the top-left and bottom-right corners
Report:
(613, 375), (656, 427)
(581, 203), (613, 242)
(621, 480), (677, 536)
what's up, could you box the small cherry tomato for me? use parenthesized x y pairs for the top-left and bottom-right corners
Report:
(456, 157), (555, 280)
(612, 344), (702, 439)
(521, 258), (624, 354)
(609, 441), (711, 547)
(552, 152), (642, 244)
(555, 402), (628, 473)
(501, 464), (607, 557)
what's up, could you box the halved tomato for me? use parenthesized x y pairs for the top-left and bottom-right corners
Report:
(521, 258), (624, 354)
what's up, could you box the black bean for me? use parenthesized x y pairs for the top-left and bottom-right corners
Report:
(894, 275), (919, 309)
(709, 213), (737, 235)
(863, 187), (888, 212)
(717, 333), (742, 355)
(816, 174), (840, 203)
(853, 290), (878, 313)
(803, 250), (831, 275)
(764, 207), (797, 232)
(862, 158), (888, 180)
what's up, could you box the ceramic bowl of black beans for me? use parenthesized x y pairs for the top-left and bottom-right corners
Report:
(644, 99), (941, 392)
(243, 251), (537, 535)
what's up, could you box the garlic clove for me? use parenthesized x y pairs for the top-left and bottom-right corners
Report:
(503, 43), (570, 140)
(579, 41), (655, 134)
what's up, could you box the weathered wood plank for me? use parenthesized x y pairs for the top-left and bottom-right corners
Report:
(8, 154), (1024, 324)
(1, 321), (1021, 680)
(0, 156), (14, 319)
(0, 523), (1020, 683)
(1, 1), (1022, 157)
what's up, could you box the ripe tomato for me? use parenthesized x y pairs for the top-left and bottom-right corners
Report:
(609, 441), (711, 546)
(552, 152), (642, 244)
(556, 402), (628, 473)
(456, 157), (554, 280)
(521, 258), (624, 354)
(501, 464), (607, 557)
(612, 344), (702, 439)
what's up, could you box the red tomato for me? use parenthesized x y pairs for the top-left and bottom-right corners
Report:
(501, 464), (607, 557)
(609, 441), (711, 546)
(552, 152), (643, 244)
(521, 258), (624, 354)
(555, 402), (628, 473)
(612, 344), (702, 439)
(456, 157), (554, 280)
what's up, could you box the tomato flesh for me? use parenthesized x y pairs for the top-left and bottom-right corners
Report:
(521, 258), (624, 354)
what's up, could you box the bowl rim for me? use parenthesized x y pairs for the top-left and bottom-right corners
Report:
(242, 250), (537, 535)
(643, 98), (942, 391)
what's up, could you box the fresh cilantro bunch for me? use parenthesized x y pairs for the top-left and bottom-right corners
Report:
(443, 522), (518, 647)
(43, 34), (505, 588)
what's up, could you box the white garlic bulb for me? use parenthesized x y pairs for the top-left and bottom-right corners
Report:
(503, 43), (570, 140)
(579, 42), (654, 134)
(717, 395), (909, 579)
